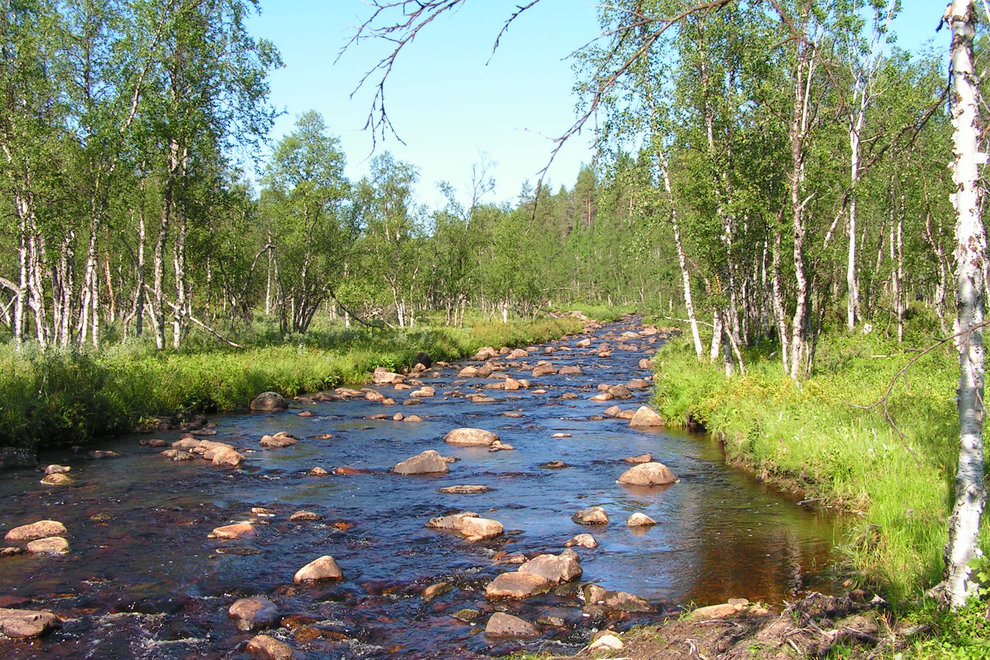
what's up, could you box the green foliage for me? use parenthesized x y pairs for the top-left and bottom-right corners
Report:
(652, 327), (964, 602)
(0, 315), (581, 450)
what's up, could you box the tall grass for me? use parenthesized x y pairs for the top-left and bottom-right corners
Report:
(0, 316), (584, 451)
(652, 328), (982, 603)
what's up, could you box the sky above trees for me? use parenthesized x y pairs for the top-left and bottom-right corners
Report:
(249, 0), (943, 211)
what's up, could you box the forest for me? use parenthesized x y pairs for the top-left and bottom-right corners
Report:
(3, 0), (990, 655)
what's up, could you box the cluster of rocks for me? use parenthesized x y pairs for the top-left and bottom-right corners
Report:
(3, 519), (70, 558)
(160, 436), (245, 468)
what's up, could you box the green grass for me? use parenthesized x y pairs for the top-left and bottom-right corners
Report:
(651, 327), (978, 604)
(0, 315), (584, 450)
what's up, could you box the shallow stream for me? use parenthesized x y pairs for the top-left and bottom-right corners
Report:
(0, 318), (838, 658)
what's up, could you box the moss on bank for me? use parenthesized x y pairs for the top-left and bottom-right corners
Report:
(0, 316), (584, 451)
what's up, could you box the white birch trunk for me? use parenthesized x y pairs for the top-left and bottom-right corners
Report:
(944, 0), (987, 609)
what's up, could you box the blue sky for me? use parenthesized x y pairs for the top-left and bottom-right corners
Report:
(246, 0), (947, 211)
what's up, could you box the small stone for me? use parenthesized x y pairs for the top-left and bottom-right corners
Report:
(209, 522), (255, 539)
(252, 507), (276, 517)
(25, 536), (70, 555)
(488, 440), (514, 452)
(437, 485), (491, 494)
(245, 634), (294, 660)
(551, 433), (571, 438)
(260, 432), (298, 449)
(404, 415), (424, 423)
(228, 597), (280, 631)
(602, 590), (652, 612)
(5, 520), (67, 543)
(451, 608), (480, 623)
(308, 467), (329, 476)
(485, 612), (538, 638)
(289, 511), (322, 522)
(541, 460), (568, 469)
(589, 633), (624, 651)
(40, 473), (73, 486)
(626, 512), (657, 527)
(572, 506), (609, 525)
(421, 582), (452, 602)
(689, 603), (740, 619)
(1, 547), (24, 557)
(565, 533), (598, 548)
(43, 464), (70, 475)
(297, 410), (315, 418)
(603, 405), (622, 417)
(624, 453), (652, 464)
(147, 438), (167, 448)
(293, 555), (343, 583)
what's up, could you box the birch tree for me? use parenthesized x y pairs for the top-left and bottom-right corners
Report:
(942, 0), (986, 609)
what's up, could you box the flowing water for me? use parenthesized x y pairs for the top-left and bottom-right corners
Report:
(0, 318), (839, 658)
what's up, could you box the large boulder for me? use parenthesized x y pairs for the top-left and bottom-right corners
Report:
(392, 450), (450, 475)
(518, 553), (582, 584)
(485, 572), (551, 599)
(5, 520), (66, 543)
(250, 392), (288, 412)
(443, 428), (499, 447)
(617, 462), (678, 486)
(0, 608), (59, 638)
(629, 406), (664, 428)
(293, 555), (343, 583)
(485, 612), (538, 638)
(228, 597), (280, 631)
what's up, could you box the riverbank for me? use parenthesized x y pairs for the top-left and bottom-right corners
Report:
(606, 323), (990, 658)
(0, 316), (585, 454)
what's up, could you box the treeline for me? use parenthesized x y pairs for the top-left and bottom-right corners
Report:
(578, 0), (956, 379)
(0, 0), (966, 371)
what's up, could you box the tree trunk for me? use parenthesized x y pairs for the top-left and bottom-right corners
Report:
(944, 0), (986, 609)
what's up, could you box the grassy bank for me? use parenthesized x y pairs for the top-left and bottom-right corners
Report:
(652, 326), (979, 605)
(0, 316), (584, 451)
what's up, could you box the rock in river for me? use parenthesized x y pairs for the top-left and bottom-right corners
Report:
(260, 432), (298, 449)
(250, 392), (288, 412)
(293, 555), (343, 583)
(442, 427), (499, 447)
(572, 506), (609, 525)
(209, 522), (255, 539)
(629, 406), (664, 428)
(485, 612), (538, 638)
(0, 608), (60, 638)
(246, 634), (294, 660)
(393, 450), (451, 475)
(26, 536), (70, 555)
(617, 462), (678, 486)
(565, 533), (598, 548)
(518, 552), (582, 584)
(627, 512), (658, 527)
(485, 571), (551, 599)
(5, 520), (67, 543)
(228, 597), (280, 631)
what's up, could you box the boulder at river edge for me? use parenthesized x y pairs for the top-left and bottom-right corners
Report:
(392, 450), (450, 475)
(629, 405), (664, 427)
(442, 427), (499, 447)
(249, 392), (288, 412)
(0, 608), (60, 638)
(617, 461), (678, 486)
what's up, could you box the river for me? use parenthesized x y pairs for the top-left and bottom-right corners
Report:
(0, 317), (838, 658)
